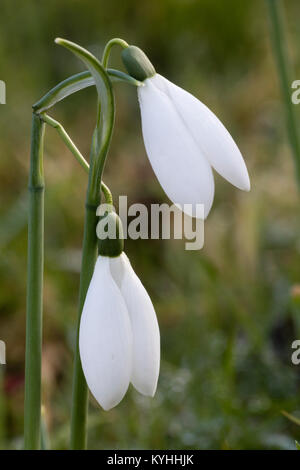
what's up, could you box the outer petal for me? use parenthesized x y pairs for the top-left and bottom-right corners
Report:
(109, 253), (160, 397)
(154, 74), (250, 191)
(79, 256), (132, 410)
(138, 75), (214, 218)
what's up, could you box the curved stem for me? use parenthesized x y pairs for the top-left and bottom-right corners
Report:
(24, 114), (45, 449)
(41, 113), (89, 172)
(102, 38), (129, 69)
(100, 181), (113, 206)
(40, 113), (113, 205)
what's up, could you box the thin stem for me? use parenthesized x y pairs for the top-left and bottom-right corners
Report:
(24, 114), (45, 449)
(41, 113), (113, 205)
(102, 38), (129, 69)
(266, 0), (300, 188)
(41, 113), (89, 172)
(100, 182), (113, 206)
(70, 205), (98, 449)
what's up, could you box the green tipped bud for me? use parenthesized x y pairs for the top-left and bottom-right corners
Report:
(122, 46), (155, 82)
(96, 211), (124, 257)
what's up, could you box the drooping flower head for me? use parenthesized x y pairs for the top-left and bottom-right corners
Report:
(122, 46), (250, 218)
(79, 211), (160, 410)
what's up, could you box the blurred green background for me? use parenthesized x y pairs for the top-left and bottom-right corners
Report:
(1, 0), (300, 450)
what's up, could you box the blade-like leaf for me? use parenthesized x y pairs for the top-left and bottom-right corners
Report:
(55, 38), (114, 154)
(33, 69), (141, 114)
(54, 38), (115, 205)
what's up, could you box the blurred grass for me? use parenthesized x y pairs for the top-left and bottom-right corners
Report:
(1, 0), (300, 450)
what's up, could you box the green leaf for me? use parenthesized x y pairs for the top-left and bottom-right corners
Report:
(55, 38), (114, 156)
(54, 38), (116, 206)
(33, 69), (141, 114)
(296, 441), (300, 450)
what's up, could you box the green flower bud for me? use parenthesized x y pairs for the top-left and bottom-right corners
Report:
(97, 211), (124, 257)
(122, 46), (156, 82)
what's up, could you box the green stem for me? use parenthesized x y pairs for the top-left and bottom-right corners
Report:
(102, 38), (129, 69)
(266, 0), (300, 188)
(70, 204), (98, 449)
(24, 114), (45, 449)
(41, 113), (89, 172)
(41, 113), (113, 205)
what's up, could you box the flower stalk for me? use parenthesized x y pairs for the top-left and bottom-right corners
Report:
(40, 113), (113, 204)
(70, 204), (98, 449)
(101, 38), (129, 69)
(24, 113), (45, 449)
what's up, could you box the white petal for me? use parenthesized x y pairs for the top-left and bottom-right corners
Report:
(138, 75), (214, 218)
(109, 253), (160, 397)
(155, 74), (250, 191)
(79, 256), (132, 410)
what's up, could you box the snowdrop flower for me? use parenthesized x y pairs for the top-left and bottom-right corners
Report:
(79, 212), (160, 410)
(122, 46), (250, 218)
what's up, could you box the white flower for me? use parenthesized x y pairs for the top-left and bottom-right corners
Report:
(137, 73), (250, 218)
(79, 253), (160, 411)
